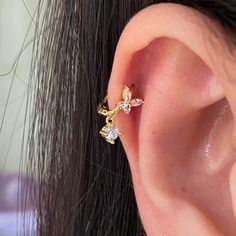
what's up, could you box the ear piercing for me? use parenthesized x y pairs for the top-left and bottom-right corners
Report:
(97, 85), (144, 144)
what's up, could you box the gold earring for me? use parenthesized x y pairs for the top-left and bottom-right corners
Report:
(97, 85), (144, 144)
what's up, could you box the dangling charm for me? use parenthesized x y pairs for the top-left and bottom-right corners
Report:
(97, 85), (144, 144)
(99, 124), (121, 145)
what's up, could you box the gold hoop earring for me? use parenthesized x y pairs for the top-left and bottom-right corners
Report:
(97, 85), (144, 144)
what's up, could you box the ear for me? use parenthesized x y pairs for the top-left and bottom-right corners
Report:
(107, 3), (236, 236)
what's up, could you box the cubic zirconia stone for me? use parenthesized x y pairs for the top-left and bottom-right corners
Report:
(130, 98), (143, 107)
(106, 126), (120, 142)
(123, 86), (132, 102)
(118, 102), (131, 114)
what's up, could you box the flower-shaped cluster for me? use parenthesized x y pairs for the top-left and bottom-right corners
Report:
(117, 86), (144, 114)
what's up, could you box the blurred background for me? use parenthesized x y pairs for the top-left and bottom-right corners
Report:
(0, 0), (42, 235)
(0, 0), (38, 173)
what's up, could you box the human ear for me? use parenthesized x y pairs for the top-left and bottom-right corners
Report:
(107, 3), (236, 236)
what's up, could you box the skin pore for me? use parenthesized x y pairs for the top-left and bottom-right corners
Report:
(107, 3), (236, 235)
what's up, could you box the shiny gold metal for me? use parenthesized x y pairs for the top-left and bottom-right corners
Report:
(97, 85), (143, 144)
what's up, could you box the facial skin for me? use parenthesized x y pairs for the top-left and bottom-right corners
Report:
(107, 3), (236, 236)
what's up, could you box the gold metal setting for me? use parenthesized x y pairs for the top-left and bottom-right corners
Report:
(97, 85), (144, 144)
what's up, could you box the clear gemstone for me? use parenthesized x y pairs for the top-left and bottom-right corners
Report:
(123, 86), (132, 102)
(130, 98), (143, 107)
(118, 101), (131, 114)
(105, 126), (120, 142)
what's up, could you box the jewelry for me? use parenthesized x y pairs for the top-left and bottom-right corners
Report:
(97, 85), (144, 144)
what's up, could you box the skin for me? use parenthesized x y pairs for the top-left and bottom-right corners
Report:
(107, 3), (236, 236)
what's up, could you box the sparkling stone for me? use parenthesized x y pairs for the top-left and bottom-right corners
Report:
(130, 98), (143, 107)
(123, 86), (132, 102)
(105, 126), (120, 142)
(118, 101), (131, 114)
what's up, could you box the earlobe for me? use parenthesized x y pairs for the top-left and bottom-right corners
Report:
(107, 3), (236, 236)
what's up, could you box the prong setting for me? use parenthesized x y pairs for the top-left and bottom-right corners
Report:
(100, 124), (120, 144)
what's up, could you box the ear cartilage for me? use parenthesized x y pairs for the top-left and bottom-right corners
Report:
(97, 85), (144, 144)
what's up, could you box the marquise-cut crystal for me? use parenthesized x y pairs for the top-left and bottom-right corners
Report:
(123, 86), (132, 102)
(130, 98), (143, 107)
